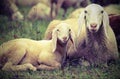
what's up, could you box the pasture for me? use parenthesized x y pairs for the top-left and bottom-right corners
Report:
(0, 5), (120, 79)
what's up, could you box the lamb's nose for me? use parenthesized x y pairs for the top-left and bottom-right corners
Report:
(63, 37), (67, 41)
(90, 23), (97, 29)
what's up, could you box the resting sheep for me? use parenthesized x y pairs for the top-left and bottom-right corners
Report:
(0, 23), (76, 71)
(27, 3), (54, 21)
(0, 0), (24, 21)
(73, 4), (119, 66)
(45, 4), (119, 66)
(14, 0), (50, 6)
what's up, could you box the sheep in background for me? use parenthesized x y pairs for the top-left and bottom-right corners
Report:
(50, 0), (91, 19)
(12, 11), (24, 21)
(0, 0), (24, 21)
(0, 23), (76, 71)
(27, 3), (54, 21)
(104, 4), (120, 15)
(10, 2), (24, 21)
(14, 0), (50, 6)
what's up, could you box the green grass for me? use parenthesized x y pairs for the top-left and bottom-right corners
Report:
(0, 6), (120, 79)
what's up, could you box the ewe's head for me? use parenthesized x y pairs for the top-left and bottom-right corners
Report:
(52, 23), (75, 45)
(78, 4), (109, 36)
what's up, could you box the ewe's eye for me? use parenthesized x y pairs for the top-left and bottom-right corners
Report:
(69, 29), (71, 32)
(84, 10), (87, 13)
(101, 10), (104, 13)
(57, 29), (59, 32)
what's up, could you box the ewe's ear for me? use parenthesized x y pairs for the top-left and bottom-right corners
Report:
(78, 11), (85, 37)
(52, 28), (58, 52)
(103, 11), (110, 39)
(69, 29), (77, 51)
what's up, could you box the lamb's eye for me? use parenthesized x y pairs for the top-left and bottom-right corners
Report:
(57, 29), (59, 32)
(84, 10), (87, 13)
(69, 29), (71, 32)
(101, 10), (104, 13)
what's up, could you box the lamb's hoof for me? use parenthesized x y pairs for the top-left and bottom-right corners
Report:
(27, 64), (37, 71)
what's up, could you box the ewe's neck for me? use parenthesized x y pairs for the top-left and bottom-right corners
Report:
(86, 26), (106, 45)
(86, 26), (108, 55)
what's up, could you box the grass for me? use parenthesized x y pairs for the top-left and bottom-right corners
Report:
(0, 5), (120, 79)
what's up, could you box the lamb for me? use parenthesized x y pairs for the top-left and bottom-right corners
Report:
(45, 4), (119, 66)
(0, 23), (76, 71)
(27, 3), (54, 21)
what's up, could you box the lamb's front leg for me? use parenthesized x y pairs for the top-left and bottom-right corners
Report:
(2, 62), (36, 71)
(37, 61), (61, 70)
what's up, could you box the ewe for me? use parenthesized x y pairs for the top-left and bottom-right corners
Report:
(0, 23), (75, 71)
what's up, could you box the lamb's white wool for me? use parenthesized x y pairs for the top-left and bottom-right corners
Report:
(0, 23), (75, 71)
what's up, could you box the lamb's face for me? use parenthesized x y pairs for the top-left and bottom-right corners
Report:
(84, 4), (104, 33)
(56, 23), (71, 44)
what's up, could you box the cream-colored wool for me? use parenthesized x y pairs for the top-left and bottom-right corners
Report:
(68, 8), (84, 19)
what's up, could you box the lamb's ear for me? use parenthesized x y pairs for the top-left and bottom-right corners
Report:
(78, 11), (85, 37)
(52, 28), (58, 52)
(103, 11), (110, 39)
(69, 29), (77, 51)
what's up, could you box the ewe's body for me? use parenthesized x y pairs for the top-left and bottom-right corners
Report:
(68, 8), (84, 18)
(0, 23), (75, 71)
(44, 4), (119, 66)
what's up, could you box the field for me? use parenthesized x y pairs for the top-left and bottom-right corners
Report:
(0, 6), (120, 79)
